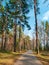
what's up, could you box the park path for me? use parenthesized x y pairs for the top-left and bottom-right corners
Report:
(14, 50), (43, 65)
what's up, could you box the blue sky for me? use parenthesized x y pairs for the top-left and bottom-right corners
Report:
(24, 0), (49, 39)
(2, 0), (49, 39)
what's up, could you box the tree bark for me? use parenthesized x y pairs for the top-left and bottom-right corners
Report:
(1, 25), (4, 50)
(19, 25), (21, 52)
(4, 32), (7, 50)
(1, 32), (4, 50)
(3, 16), (8, 51)
(13, 21), (17, 52)
(34, 0), (39, 54)
(46, 34), (48, 50)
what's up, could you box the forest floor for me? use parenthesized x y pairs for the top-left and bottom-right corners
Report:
(33, 51), (49, 65)
(0, 50), (49, 65)
(0, 51), (24, 65)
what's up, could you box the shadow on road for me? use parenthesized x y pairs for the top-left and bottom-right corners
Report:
(16, 54), (42, 65)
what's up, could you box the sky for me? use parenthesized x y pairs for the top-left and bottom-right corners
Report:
(2, 0), (49, 39)
(24, 0), (49, 39)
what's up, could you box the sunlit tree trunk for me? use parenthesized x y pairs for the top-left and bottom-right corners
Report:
(32, 40), (34, 51)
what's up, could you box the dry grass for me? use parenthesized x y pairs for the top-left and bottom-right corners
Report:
(0, 51), (22, 65)
(33, 51), (49, 65)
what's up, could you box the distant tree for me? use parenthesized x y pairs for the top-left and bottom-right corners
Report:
(45, 21), (49, 50)
(41, 21), (46, 50)
(25, 36), (31, 50)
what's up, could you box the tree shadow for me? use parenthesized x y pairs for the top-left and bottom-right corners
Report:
(35, 55), (49, 65)
(0, 51), (22, 65)
(15, 54), (43, 65)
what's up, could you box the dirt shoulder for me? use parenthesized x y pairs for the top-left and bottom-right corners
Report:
(0, 51), (22, 65)
(33, 51), (49, 65)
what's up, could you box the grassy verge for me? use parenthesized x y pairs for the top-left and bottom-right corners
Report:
(0, 51), (22, 65)
(33, 51), (49, 65)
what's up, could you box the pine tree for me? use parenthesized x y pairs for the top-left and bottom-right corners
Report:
(33, 0), (40, 54)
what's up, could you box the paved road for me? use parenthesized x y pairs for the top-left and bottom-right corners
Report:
(14, 50), (43, 65)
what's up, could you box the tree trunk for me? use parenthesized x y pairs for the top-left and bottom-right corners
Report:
(1, 25), (4, 50)
(13, 22), (17, 52)
(4, 32), (7, 50)
(1, 32), (4, 50)
(44, 33), (45, 50)
(19, 25), (21, 52)
(33, 38), (34, 51)
(3, 16), (7, 51)
(46, 34), (48, 50)
(24, 39), (25, 50)
(34, 0), (39, 54)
